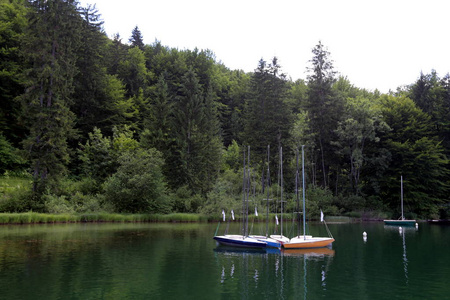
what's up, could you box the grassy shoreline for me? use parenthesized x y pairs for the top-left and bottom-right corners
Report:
(0, 212), (211, 224)
(0, 212), (362, 225)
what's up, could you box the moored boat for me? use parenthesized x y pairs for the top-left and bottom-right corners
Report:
(284, 236), (335, 249)
(213, 146), (268, 249)
(384, 176), (416, 227)
(269, 146), (289, 246)
(213, 235), (267, 248)
(283, 146), (335, 249)
(384, 219), (416, 226)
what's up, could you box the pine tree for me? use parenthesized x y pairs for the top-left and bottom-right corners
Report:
(170, 68), (222, 195)
(0, 0), (28, 145)
(19, 0), (81, 200)
(144, 74), (172, 152)
(305, 41), (343, 188)
(242, 57), (292, 167)
(129, 25), (144, 51)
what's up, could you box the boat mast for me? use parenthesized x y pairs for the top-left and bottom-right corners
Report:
(242, 147), (246, 237)
(401, 175), (404, 221)
(302, 145), (306, 239)
(296, 148), (300, 237)
(266, 145), (270, 237)
(280, 147), (283, 237)
(246, 146), (251, 237)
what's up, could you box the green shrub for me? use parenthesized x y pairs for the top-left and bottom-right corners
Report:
(0, 187), (34, 212)
(103, 148), (170, 214)
(200, 169), (242, 216)
(70, 192), (102, 213)
(43, 194), (75, 214)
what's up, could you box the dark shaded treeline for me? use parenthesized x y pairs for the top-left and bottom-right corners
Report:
(1, 0), (449, 219)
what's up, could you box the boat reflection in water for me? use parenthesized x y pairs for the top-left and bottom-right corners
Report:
(282, 247), (335, 258)
(383, 225), (417, 285)
(214, 245), (334, 299)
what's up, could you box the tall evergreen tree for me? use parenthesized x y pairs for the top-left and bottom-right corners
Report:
(144, 74), (172, 152)
(71, 4), (112, 137)
(305, 41), (343, 189)
(19, 0), (81, 200)
(170, 68), (222, 195)
(0, 0), (28, 145)
(242, 57), (292, 167)
(105, 33), (128, 76)
(438, 73), (450, 153)
(409, 71), (440, 117)
(129, 25), (144, 51)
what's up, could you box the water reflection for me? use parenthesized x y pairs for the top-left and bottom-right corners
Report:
(213, 246), (334, 299)
(1, 223), (449, 299)
(384, 225), (418, 286)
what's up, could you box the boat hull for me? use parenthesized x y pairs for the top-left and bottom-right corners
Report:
(250, 235), (282, 248)
(384, 220), (416, 226)
(213, 235), (267, 248)
(269, 234), (290, 245)
(283, 236), (334, 249)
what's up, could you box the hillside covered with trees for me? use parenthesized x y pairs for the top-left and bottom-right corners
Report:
(1, 0), (449, 220)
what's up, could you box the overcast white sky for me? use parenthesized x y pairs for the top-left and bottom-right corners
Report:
(81, 0), (450, 93)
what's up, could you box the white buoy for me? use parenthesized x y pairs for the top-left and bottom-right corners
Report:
(363, 231), (367, 242)
(363, 231), (367, 237)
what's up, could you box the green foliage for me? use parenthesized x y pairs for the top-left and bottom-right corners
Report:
(377, 95), (449, 218)
(103, 148), (170, 213)
(334, 96), (390, 194)
(290, 111), (315, 150)
(43, 193), (75, 214)
(78, 127), (115, 180)
(129, 26), (145, 51)
(242, 57), (293, 166)
(200, 168), (243, 216)
(0, 184), (33, 212)
(1, 1), (449, 218)
(171, 185), (203, 213)
(304, 185), (339, 218)
(305, 41), (343, 189)
(222, 140), (241, 171)
(0, 0), (28, 145)
(169, 67), (223, 194)
(19, 0), (82, 199)
(0, 134), (26, 174)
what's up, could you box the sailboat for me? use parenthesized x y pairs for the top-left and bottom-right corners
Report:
(250, 145), (285, 248)
(384, 176), (416, 226)
(213, 146), (267, 248)
(269, 146), (290, 245)
(283, 146), (335, 249)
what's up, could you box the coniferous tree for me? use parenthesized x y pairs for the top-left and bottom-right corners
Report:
(129, 25), (144, 51)
(438, 73), (450, 153)
(105, 33), (128, 75)
(19, 0), (81, 200)
(171, 68), (205, 191)
(242, 57), (292, 167)
(72, 4), (113, 137)
(305, 41), (343, 189)
(144, 74), (172, 152)
(0, 0), (28, 145)
(170, 68), (222, 195)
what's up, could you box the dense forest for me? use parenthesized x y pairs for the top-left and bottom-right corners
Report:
(1, 0), (449, 220)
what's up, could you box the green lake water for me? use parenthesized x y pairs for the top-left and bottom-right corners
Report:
(0, 222), (449, 299)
